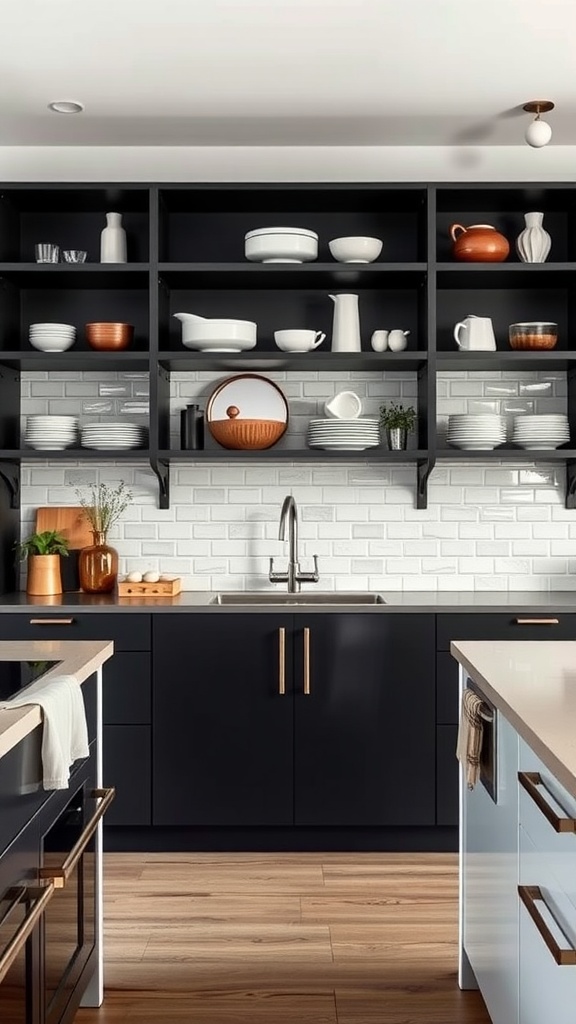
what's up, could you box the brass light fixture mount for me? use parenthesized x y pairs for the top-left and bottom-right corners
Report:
(523, 100), (555, 116)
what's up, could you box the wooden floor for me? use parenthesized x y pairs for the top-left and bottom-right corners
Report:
(76, 852), (490, 1024)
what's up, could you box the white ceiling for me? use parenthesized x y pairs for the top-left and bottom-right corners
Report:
(1, 0), (575, 147)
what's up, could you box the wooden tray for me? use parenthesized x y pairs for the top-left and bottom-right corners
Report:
(117, 578), (182, 598)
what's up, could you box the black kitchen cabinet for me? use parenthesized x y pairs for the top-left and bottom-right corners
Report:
(152, 612), (436, 830)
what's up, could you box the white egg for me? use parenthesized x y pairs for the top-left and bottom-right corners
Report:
(127, 571), (143, 583)
(143, 571), (160, 583)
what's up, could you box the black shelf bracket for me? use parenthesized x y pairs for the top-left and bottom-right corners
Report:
(416, 457), (435, 510)
(150, 457), (170, 509)
(0, 461), (20, 510)
(566, 461), (576, 509)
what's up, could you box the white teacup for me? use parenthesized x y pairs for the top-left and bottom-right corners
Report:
(274, 329), (326, 352)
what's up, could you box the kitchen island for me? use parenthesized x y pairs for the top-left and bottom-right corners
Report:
(452, 640), (576, 1024)
(0, 639), (114, 1024)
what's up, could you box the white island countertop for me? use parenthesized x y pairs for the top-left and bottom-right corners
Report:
(451, 640), (576, 801)
(0, 640), (113, 760)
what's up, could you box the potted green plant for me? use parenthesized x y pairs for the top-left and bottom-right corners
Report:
(379, 402), (417, 450)
(16, 530), (70, 596)
(75, 481), (133, 593)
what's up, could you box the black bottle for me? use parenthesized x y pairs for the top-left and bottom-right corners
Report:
(180, 404), (205, 450)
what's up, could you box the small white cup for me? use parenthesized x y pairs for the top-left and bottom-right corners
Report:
(371, 330), (389, 352)
(324, 390), (363, 419)
(274, 329), (326, 352)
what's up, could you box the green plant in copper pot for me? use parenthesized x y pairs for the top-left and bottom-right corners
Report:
(15, 530), (70, 596)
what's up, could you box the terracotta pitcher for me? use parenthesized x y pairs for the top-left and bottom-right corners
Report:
(449, 223), (509, 262)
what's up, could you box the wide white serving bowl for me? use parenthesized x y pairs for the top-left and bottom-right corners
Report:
(29, 334), (76, 352)
(328, 236), (383, 263)
(177, 317), (257, 350)
(245, 227), (318, 263)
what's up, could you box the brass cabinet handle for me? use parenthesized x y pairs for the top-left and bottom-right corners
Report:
(0, 883), (55, 985)
(518, 771), (576, 833)
(514, 618), (559, 625)
(518, 885), (576, 965)
(39, 787), (115, 887)
(303, 627), (311, 695)
(29, 618), (75, 625)
(278, 627), (286, 696)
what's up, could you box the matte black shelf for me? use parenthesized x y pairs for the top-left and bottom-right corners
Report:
(159, 448), (430, 462)
(158, 263), (426, 289)
(436, 263), (576, 288)
(437, 448), (576, 460)
(12, 449), (151, 460)
(159, 351), (428, 372)
(0, 264), (150, 287)
(0, 351), (150, 371)
(436, 351), (576, 371)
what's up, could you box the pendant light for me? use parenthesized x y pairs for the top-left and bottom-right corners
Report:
(523, 101), (554, 148)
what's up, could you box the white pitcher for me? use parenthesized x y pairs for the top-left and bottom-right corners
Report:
(329, 294), (361, 353)
(453, 315), (496, 351)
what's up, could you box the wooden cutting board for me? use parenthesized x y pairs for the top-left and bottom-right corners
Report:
(35, 506), (93, 549)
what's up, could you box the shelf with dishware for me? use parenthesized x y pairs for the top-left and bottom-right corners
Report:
(157, 351), (428, 372)
(0, 350), (150, 371)
(156, 447), (430, 462)
(156, 263), (427, 288)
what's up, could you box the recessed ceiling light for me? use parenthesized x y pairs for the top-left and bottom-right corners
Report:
(48, 100), (84, 114)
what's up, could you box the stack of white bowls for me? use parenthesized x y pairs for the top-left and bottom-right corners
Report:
(307, 418), (381, 451)
(446, 414), (507, 451)
(25, 415), (78, 449)
(244, 227), (318, 263)
(512, 414), (570, 450)
(80, 422), (148, 450)
(29, 323), (76, 352)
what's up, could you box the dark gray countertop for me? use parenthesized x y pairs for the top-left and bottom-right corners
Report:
(2, 591), (576, 613)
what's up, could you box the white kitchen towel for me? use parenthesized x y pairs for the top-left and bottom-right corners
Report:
(0, 674), (89, 790)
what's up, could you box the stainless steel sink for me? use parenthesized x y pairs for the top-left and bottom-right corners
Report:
(211, 592), (386, 605)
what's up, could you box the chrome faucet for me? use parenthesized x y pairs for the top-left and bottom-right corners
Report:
(269, 495), (319, 593)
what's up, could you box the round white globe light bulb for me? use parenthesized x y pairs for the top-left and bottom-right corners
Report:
(525, 118), (552, 148)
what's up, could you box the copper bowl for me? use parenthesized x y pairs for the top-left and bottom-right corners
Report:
(209, 417), (286, 450)
(508, 322), (558, 350)
(85, 322), (134, 351)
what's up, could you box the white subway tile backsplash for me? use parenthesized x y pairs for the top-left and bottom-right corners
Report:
(15, 369), (576, 592)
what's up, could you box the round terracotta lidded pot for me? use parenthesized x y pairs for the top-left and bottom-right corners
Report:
(449, 223), (510, 262)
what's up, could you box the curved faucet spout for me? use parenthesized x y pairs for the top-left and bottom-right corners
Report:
(270, 494), (319, 594)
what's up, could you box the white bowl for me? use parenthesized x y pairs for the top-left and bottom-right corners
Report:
(328, 236), (383, 263)
(29, 335), (76, 352)
(174, 316), (257, 350)
(245, 227), (318, 263)
(324, 390), (363, 419)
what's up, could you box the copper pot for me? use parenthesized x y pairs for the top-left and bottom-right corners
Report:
(449, 223), (510, 263)
(26, 554), (63, 596)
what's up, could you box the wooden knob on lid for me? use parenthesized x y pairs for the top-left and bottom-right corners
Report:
(226, 406), (240, 419)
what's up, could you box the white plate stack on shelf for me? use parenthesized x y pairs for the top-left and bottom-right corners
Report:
(512, 414), (570, 450)
(307, 418), (381, 451)
(25, 415), (78, 450)
(80, 422), (148, 450)
(29, 323), (76, 352)
(446, 414), (507, 451)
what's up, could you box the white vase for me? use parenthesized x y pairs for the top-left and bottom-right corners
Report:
(100, 212), (127, 263)
(516, 212), (551, 263)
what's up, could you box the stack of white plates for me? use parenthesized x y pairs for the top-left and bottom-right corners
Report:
(81, 422), (148, 450)
(25, 415), (78, 450)
(307, 418), (380, 451)
(512, 414), (570, 450)
(29, 323), (76, 352)
(447, 414), (507, 451)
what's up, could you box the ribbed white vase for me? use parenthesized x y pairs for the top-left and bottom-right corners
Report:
(516, 212), (551, 263)
(100, 212), (127, 263)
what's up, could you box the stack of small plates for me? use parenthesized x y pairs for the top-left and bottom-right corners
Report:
(29, 323), (76, 352)
(80, 422), (148, 450)
(307, 418), (380, 451)
(512, 414), (570, 450)
(447, 414), (507, 451)
(25, 415), (78, 450)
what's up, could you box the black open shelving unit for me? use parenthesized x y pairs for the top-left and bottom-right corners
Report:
(1, 181), (576, 515)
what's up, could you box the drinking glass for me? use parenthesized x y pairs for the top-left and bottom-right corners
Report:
(35, 243), (60, 263)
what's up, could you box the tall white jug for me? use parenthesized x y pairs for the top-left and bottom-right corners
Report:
(329, 294), (361, 353)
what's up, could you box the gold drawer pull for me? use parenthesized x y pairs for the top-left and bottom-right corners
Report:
(519, 885), (576, 965)
(40, 787), (115, 887)
(278, 627), (286, 696)
(518, 771), (576, 833)
(0, 883), (55, 985)
(29, 618), (74, 625)
(514, 618), (559, 625)
(303, 627), (311, 695)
